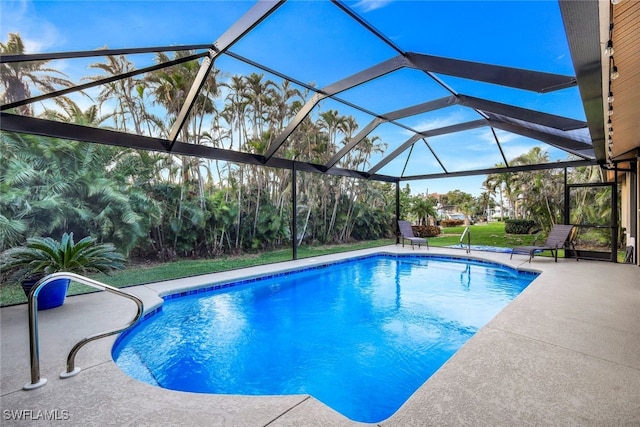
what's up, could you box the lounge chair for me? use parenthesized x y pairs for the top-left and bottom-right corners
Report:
(398, 220), (428, 250)
(510, 224), (577, 262)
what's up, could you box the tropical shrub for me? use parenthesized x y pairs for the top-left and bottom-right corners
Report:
(411, 225), (441, 238)
(505, 219), (539, 235)
(440, 219), (464, 228)
(1, 232), (126, 284)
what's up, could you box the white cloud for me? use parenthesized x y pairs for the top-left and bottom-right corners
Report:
(477, 128), (522, 146)
(352, 0), (393, 13)
(500, 143), (543, 162)
(1, 0), (65, 53)
(1, 0), (29, 25)
(494, 132), (520, 144)
(21, 25), (64, 53)
(402, 110), (468, 136)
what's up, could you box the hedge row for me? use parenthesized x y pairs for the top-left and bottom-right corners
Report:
(411, 225), (441, 238)
(440, 219), (464, 228)
(505, 219), (540, 235)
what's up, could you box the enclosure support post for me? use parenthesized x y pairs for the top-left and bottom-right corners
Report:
(395, 181), (400, 244)
(563, 167), (569, 225)
(563, 168), (571, 260)
(613, 164), (618, 263)
(631, 162), (638, 265)
(292, 161), (298, 260)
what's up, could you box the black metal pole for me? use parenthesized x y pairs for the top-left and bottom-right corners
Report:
(632, 162), (638, 265)
(292, 161), (298, 260)
(613, 164), (618, 263)
(563, 167), (574, 260)
(395, 181), (400, 244)
(564, 167), (569, 225)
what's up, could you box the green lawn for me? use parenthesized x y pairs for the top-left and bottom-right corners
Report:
(430, 222), (537, 248)
(0, 239), (394, 307)
(0, 223), (571, 307)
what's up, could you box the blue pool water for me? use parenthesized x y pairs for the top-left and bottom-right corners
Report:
(113, 254), (537, 423)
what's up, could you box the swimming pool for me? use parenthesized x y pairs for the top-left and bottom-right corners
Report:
(113, 254), (537, 423)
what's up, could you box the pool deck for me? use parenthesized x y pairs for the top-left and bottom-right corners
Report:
(1, 245), (639, 426)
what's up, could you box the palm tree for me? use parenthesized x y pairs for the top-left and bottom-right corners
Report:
(41, 97), (108, 126)
(315, 110), (352, 241)
(0, 132), (71, 245)
(243, 73), (277, 140)
(567, 165), (611, 230)
(87, 53), (156, 136)
(477, 191), (495, 222)
(457, 199), (477, 226)
(410, 196), (436, 226)
(483, 165), (511, 220)
(0, 130), (156, 254)
(144, 51), (219, 249)
(507, 147), (565, 227)
(318, 109), (348, 163)
(271, 80), (303, 132)
(509, 147), (551, 219)
(0, 33), (73, 115)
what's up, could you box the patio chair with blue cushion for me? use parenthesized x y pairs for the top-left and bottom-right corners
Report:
(398, 220), (428, 250)
(510, 224), (577, 262)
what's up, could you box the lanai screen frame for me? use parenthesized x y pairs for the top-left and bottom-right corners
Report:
(1, 0), (603, 255)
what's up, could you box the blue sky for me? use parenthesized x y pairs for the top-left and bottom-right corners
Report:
(0, 0), (585, 197)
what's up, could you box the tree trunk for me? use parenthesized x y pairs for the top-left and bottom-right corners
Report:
(299, 208), (311, 246)
(253, 182), (261, 240)
(235, 166), (243, 249)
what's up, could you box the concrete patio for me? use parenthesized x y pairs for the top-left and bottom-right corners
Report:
(1, 246), (639, 426)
